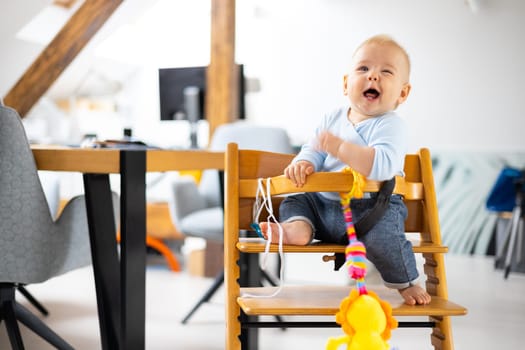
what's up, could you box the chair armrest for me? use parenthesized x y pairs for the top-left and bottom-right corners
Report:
(169, 176), (207, 227)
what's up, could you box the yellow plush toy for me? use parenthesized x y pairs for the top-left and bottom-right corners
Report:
(326, 289), (397, 350)
(326, 169), (398, 350)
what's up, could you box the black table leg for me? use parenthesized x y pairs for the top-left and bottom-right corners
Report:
(83, 173), (121, 350)
(120, 150), (146, 350)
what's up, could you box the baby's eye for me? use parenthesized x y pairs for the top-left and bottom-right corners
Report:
(382, 69), (393, 75)
(357, 66), (368, 72)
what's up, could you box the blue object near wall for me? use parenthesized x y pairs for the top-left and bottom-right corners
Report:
(486, 167), (523, 212)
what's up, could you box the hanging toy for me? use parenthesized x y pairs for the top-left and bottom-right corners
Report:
(326, 168), (397, 350)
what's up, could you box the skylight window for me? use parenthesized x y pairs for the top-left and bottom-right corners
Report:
(16, 0), (83, 45)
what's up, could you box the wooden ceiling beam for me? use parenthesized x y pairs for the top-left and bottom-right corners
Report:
(3, 0), (123, 117)
(207, 0), (237, 137)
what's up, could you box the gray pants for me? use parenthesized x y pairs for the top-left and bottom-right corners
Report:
(279, 192), (419, 289)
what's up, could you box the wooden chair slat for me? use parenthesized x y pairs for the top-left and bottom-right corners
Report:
(238, 286), (467, 317)
(236, 239), (448, 254)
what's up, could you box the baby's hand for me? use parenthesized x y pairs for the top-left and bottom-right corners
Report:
(284, 161), (314, 187)
(316, 131), (344, 157)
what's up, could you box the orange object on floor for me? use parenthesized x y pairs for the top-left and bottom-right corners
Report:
(116, 233), (181, 272)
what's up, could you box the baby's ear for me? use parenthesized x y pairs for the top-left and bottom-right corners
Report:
(343, 75), (349, 96)
(397, 83), (411, 104)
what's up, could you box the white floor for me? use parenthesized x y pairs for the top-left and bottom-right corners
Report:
(1, 253), (524, 350)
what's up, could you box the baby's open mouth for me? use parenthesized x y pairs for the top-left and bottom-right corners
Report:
(364, 88), (380, 100)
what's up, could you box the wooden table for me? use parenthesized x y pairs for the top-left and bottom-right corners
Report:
(32, 146), (223, 350)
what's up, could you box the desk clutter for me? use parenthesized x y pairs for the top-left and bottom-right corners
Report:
(80, 128), (161, 149)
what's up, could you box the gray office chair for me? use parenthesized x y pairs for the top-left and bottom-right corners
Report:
(0, 104), (93, 350)
(15, 173), (61, 318)
(169, 122), (294, 323)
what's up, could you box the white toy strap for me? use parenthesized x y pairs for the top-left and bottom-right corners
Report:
(245, 177), (284, 298)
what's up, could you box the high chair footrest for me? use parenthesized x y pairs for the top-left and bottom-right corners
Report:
(238, 285), (467, 317)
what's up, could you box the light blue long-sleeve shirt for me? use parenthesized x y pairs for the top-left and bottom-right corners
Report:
(294, 105), (408, 200)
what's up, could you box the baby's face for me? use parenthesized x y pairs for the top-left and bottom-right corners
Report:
(344, 42), (411, 120)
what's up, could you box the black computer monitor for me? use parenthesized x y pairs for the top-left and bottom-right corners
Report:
(158, 65), (245, 121)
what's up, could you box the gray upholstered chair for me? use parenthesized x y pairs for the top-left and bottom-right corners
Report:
(170, 121), (294, 323)
(15, 172), (61, 317)
(0, 104), (93, 349)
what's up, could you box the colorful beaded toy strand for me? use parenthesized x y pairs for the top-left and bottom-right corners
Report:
(340, 168), (367, 295)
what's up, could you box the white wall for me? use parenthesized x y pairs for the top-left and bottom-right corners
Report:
(0, 0), (49, 97)
(235, 0), (525, 152)
(2, 0), (525, 152)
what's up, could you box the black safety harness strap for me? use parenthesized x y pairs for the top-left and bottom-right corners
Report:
(332, 177), (397, 271)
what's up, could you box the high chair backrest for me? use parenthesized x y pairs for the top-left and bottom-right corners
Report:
(224, 143), (467, 350)
(231, 146), (436, 241)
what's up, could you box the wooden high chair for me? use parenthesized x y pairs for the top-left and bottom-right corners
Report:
(224, 143), (467, 350)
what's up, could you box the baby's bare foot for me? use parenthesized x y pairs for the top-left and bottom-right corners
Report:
(399, 285), (431, 305)
(259, 221), (312, 245)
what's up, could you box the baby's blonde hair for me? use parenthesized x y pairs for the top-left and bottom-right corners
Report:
(354, 34), (411, 79)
